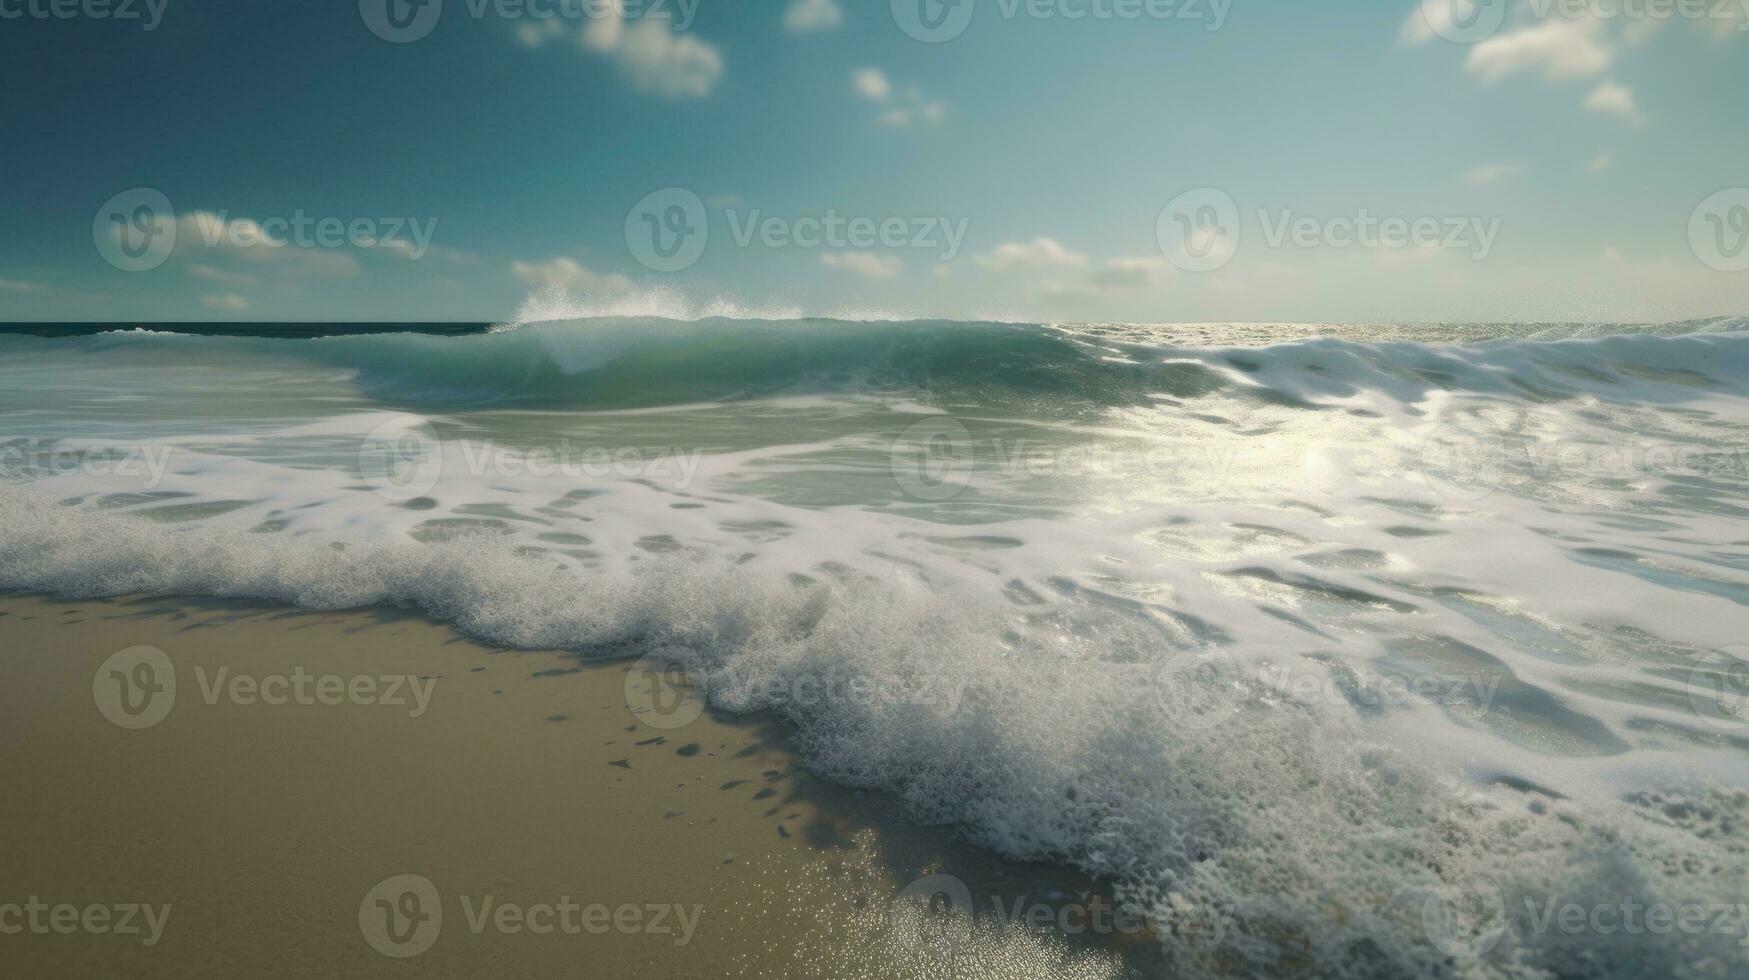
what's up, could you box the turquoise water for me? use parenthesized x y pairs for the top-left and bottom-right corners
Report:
(3, 315), (1748, 978)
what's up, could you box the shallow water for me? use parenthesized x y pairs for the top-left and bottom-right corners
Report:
(3, 316), (1747, 977)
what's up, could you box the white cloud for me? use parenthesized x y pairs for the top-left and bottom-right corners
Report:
(1465, 17), (1612, 83)
(1089, 256), (1172, 288)
(516, 18), (565, 48)
(1583, 80), (1642, 124)
(200, 293), (250, 312)
(785, 0), (842, 33)
(613, 19), (723, 98)
(511, 256), (633, 294)
(1040, 257), (1174, 301)
(186, 264), (260, 286)
(177, 212), (361, 278)
(851, 68), (891, 102)
(974, 238), (1089, 270)
(0, 278), (44, 293)
(821, 252), (902, 279)
(1587, 150), (1614, 172)
(547, 1), (723, 98)
(1466, 163), (1523, 185)
(852, 70), (947, 127)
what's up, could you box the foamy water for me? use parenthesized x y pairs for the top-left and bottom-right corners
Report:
(3, 316), (1747, 977)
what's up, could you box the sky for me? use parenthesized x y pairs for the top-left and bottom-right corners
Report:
(0, 0), (1745, 324)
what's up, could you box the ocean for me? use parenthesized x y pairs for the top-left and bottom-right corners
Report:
(3, 314), (1747, 977)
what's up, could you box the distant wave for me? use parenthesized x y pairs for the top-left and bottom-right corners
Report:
(6, 314), (1740, 413)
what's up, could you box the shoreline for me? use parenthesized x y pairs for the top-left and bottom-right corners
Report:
(0, 591), (1155, 977)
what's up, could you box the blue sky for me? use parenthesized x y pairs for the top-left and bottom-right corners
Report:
(0, 0), (1745, 323)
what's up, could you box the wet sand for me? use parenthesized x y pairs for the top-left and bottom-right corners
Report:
(0, 593), (1152, 978)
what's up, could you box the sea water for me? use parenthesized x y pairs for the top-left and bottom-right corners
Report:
(2, 315), (1747, 978)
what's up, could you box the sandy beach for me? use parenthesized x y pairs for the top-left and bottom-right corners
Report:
(0, 592), (1150, 978)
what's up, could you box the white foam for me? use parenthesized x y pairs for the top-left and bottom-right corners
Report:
(4, 321), (1748, 976)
